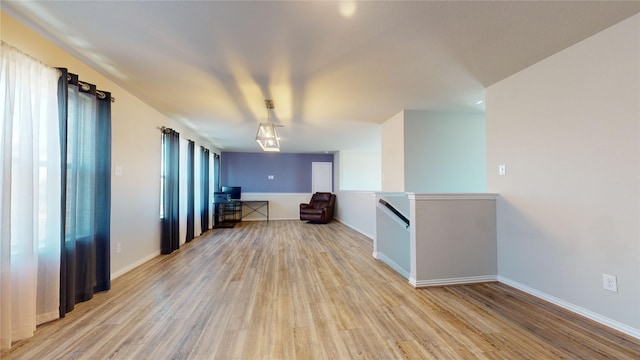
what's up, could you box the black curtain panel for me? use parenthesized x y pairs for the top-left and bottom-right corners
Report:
(58, 69), (111, 317)
(185, 140), (195, 243)
(213, 153), (221, 193)
(161, 128), (180, 254)
(200, 147), (210, 234)
(94, 92), (112, 291)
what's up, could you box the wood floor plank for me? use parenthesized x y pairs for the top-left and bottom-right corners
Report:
(293, 326), (322, 360)
(397, 339), (438, 360)
(3, 220), (639, 359)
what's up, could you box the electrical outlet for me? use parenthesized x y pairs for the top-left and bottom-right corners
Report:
(116, 242), (122, 254)
(602, 274), (617, 293)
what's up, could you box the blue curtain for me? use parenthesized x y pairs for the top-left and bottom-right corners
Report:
(95, 86), (111, 291)
(213, 153), (221, 193)
(185, 140), (195, 243)
(161, 127), (180, 254)
(58, 68), (111, 316)
(200, 147), (210, 234)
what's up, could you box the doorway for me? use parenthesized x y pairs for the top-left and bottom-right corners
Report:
(312, 162), (333, 193)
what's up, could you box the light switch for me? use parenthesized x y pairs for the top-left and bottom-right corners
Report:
(498, 164), (506, 176)
(115, 166), (123, 176)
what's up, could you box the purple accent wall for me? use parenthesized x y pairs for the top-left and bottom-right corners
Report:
(221, 152), (334, 193)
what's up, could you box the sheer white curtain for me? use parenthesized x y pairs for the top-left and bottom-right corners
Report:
(0, 42), (61, 350)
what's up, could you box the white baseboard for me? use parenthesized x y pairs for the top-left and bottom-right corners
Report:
(242, 217), (299, 221)
(498, 276), (640, 339)
(375, 252), (410, 280)
(410, 275), (498, 288)
(250, 217), (300, 221)
(110, 250), (160, 280)
(335, 218), (374, 240)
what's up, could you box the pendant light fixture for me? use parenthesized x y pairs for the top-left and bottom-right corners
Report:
(255, 99), (281, 152)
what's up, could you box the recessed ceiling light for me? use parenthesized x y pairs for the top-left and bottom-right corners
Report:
(339, 1), (357, 18)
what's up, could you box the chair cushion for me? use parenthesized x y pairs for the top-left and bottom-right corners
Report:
(300, 207), (325, 214)
(312, 192), (332, 202)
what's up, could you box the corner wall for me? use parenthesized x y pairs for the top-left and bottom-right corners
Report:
(381, 111), (405, 192)
(486, 14), (640, 335)
(404, 110), (486, 192)
(380, 109), (486, 193)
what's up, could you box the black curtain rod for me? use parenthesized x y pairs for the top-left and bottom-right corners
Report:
(61, 71), (116, 103)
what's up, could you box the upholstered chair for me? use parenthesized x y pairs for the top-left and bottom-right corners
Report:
(299, 192), (336, 224)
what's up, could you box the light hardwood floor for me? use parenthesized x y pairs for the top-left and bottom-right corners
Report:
(3, 220), (639, 359)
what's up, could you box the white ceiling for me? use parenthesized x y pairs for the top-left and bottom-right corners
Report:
(5, 1), (640, 153)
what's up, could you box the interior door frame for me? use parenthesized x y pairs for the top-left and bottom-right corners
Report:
(312, 162), (333, 193)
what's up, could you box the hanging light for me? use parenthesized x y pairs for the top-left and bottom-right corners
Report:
(256, 99), (281, 152)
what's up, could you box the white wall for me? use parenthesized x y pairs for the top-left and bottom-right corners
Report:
(334, 151), (377, 240)
(1, 12), (220, 278)
(375, 192), (411, 278)
(381, 109), (486, 193)
(487, 14), (640, 335)
(334, 191), (377, 239)
(404, 111), (486, 192)
(381, 110), (405, 191)
(240, 193), (312, 221)
(338, 151), (381, 191)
